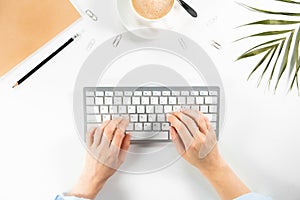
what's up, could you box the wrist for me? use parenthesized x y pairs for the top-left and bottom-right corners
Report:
(196, 155), (228, 176)
(68, 172), (107, 199)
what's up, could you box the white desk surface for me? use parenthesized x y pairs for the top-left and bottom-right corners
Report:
(0, 0), (300, 199)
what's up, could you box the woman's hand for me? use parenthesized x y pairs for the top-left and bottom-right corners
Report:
(68, 118), (131, 199)
(167, 110), (222, 170)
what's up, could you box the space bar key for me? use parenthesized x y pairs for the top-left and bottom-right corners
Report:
(129, 131), (169, 140)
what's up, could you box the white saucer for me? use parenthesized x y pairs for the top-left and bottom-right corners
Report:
(114, 0), (191, 38)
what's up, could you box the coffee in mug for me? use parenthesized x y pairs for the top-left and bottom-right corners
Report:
(131, 0), (174, 20)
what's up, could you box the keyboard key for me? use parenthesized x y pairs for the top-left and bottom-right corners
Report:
(146, 106), (154, 113)
(124, 91), (133, 96)
(143, 91), (151, 96)
(130, 131), (168, 140)
(191, 91), (199, 96)
(155, 105), (163, 113)
(209, 90), (218, 96)
(205, 114), (217, 122)
(86, 106), (99, 114)
(182, 105), (190, 110)
(148, 114), (156, 122)
(137, 105), (145, 113)
(162, 123), (170, 130)
(86, 97), (95, 105)
(151, 132), (168, 140)
(195, 97), (204, 104)
(200, 91), (209, 96)
(121, 114), (129, 119)
(134, 91), (142, 96)
(178, 97), (186, 104)
(130, 114), (138, 122)
(128, 106), (136, 113)
(162, 91), (171, 96)
(139, 114), (147, 122)
(102, 115), (111, 121)
(109, 106), (118, 114)
(205, 97), (218, 104)
(141, 97), (149, 104)
(160, 97), (168, 104)
(87, 115), (101, 123)
(96, 91), (104, 96)
(181, 91), (189, 96)
(95, 97), (103, 105)
(144, 123), (152, 130)
(211, 122), (217, 130)
(123, 97), (131, 105)
(86, 91), (94, 96)
(104, 97), (112, 105)
(115, 91), (123, 96)
(173, 105), (181, 112)
(187, 97), (195, 104)
(100, 106), (108, 114)
(157, 114), (165, 122)
(200, 105), (208, 113)
(86, 124), (99, 131)
(172, 91), (180, 96)
(191, 105), (200, 111)
(113, 97), (122, 105)
(153, 123), (161, 131)
(164, 105), (172, 113)
(153, 91), (161, 96)
(150, 97), (159, 104)
(209, 105), (218, 113)
(169, 97), (176, 104)
(118, 106), (127, 113)
(112, 114), (120, 119)
(127, 123), (134, 131)
(135, 123), (143, 131)
(105, 91), (113, 96)
(132, 97), (140, 105)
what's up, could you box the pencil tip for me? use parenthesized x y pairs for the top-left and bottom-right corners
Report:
(12, 83), (18, 88)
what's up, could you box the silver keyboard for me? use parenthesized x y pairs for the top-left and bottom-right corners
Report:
(84, 87), (220, 143)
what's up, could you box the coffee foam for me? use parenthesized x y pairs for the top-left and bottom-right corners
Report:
(132, 0), (174, 20)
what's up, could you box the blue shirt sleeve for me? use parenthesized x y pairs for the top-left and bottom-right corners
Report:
(55, 194), (90, 200)
(234, 193), (272, 200)
(56, 193), (272, 200)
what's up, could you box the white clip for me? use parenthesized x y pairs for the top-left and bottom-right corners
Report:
(178, 38), (187, 49)
(113, 34), (122, 48)
(85, 9), (98, 21)
(210, 40), (221, 50)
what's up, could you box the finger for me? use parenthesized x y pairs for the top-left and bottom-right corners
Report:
(86, 127), (97, 147)
(111, 119), (129, 148)
(167, 114), (193, 150)
(204, 116), (212, 130)
(170, 126), (185, 155)
(92, 120), (110, 148)
(181, 110), (208, 134)
(119, 134), (131, 163)
(172, 111), (202, 138)
(103, 118), (122, 142)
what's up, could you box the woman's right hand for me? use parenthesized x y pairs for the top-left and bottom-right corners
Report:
(167, 110), (224, 171)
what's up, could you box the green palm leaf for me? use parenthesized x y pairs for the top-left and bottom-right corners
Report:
(238, 3), (300, 16)
(234, 30), (292, 42)
(247, 48), (274, 80)
(269, 40), (285, 88)
(239, 20), (300, 27)
(275, 0), (300, 5)
(275, 31), (294, 90)
(258, 45), (279, 86)
(236, 0), (300, 94)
